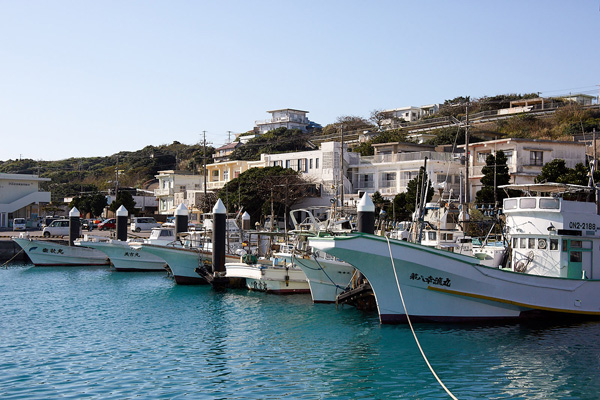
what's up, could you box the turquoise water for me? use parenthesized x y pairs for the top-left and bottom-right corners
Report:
(2, 263), (600, 399)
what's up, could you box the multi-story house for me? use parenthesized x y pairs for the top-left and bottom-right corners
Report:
(254, 109), (312, 134)
(154, 170), (204, 215)
(348, 142), (463, 203)
(381, 104), (441, 127)
(0, 173), (51, 228)
(213, 142), (241, 163)
(462, 138), (587, 201)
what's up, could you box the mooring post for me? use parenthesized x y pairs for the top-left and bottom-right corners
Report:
(212, 199), (226, 274)
(357, 193), (375, 235)
(175, 203), (189, 237)
(69, 207), (81, 246)
(116, 205), (128, 241)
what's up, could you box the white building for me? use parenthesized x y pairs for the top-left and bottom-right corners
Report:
(255, 109), (312, 134)
(154, 170), (204, 215)
(382, 103), (441, 125)
(0, 173), (51, 228)
(348, 142), (463, 202)
(462, 138), (587, 201)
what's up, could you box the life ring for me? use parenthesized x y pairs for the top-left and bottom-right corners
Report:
(538, 239), (547, 249)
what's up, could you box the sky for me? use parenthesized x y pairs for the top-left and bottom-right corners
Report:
(1, 0), (599, 162)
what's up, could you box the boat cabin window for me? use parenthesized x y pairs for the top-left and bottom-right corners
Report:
(504, 199), (518, 210)
(520, 238), (527, 248)
(562, 240), (567, 252)
(520, 198), (537, 209)
(160, 230), (173, 237)
(428, 232), (436, 241)
(550, 239), (559, 250)
(539, 198), (560, 209)
(442, 233), (453, 241)
(571, 240), (582, 249)
(528, 238), (536, 249)
(513, 238), (518, 248)
(570, 251), (582, 262)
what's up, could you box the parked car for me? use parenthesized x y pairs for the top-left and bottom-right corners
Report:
(12, 218), (27, 231)
(81, 219), (97, 231)
(130, 217), (161, 232)
(42, 219), (79, 238)
(97, 218), (116, 231)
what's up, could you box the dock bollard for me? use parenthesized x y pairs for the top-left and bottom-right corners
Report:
(69, 207), (81, 246)
(357, 193), (375, 235)
(116, 205), (128, 241)
(175, 203), (189, 237)
(212, 199), (226, 274)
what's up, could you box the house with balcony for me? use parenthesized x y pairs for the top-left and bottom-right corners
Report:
(348, 142), (463, 203)
(254, 109), (313, 134)
(213, 142), (242, 163)
(260, 142), (351, 208)
(154, 170), (204, 215)
(0, 173), (51, 228)
(381, 103), (441, 128)
(461, 138), (587, 201)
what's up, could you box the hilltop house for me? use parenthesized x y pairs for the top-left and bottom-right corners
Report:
(254, 109), (314, 134)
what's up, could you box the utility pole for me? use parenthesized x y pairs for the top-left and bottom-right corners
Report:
(227, 131), (232, 143)
(115, 156), (119, 198)
(340, 126), (344, 209)
(464, 104), (470, 205)
(203, 131), (207, 212)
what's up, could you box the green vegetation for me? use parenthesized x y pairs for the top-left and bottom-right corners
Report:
(229, 128), (313, 161)
(475, 150), (512, 205)
(217, 166), (315, 224)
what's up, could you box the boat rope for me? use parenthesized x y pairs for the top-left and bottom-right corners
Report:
(290, 253), (346, 290)
(2, 240), (31, 269)
(385, 236), (458, 400)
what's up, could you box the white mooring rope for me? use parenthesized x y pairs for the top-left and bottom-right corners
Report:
(385, 236), (458, 400)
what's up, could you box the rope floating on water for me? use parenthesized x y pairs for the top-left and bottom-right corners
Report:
(385, 236), (458, 400)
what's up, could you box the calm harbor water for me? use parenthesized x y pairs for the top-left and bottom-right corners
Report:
(2, 263), (600, 399)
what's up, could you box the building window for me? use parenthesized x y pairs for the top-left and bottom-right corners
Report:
(530, 151), (544, 166)
(504, 150), (513, 165)
(477, 152), (490, 163)
(286, 160), (291, 169)
(309, 159), (313, 169)
(223, 170), (229, 181)
(315, 158), (319, 169)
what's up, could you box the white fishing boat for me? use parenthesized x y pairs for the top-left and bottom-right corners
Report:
(310, 184), (600, 323)
(12, 235), (110, 266)
(75, 227), (176, 271)
(225, 256), (311, 294)
(272, 208), (356, 302)
(135, 233), (238, 284)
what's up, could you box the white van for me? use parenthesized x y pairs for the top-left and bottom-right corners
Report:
(130, 217), (160, 232)
(12, 218), (26, 231)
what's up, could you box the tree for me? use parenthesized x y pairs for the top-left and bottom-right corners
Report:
(70, 193), (108, 217)
(229, 128), (311, 161)
(109, 191), (137, 215)
(536, 159), (594, 186)
(475, 150), (512, 205)
(371, 191), (389, 215)
(321, 115), (374, 136)
(217, 166), (316, 224)
(535, 159), (570, 183)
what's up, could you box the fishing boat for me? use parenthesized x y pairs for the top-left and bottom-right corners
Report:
(12, 234), (110, 266)
(224, 231), (310, 294)
(74, 227), (176, 271)
(309, 183), (600, 323)
(273, 208), (356, 302)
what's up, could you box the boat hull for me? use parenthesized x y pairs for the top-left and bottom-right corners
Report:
(225, 262), (310, 294)
(12, 238), (110, 266)
(310, 233), (600, 323)
(275, 253), (353, 302)
(77, 240), (167, 272)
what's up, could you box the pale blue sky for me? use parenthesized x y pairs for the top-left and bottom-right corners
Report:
(1, 1), (599, 161)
